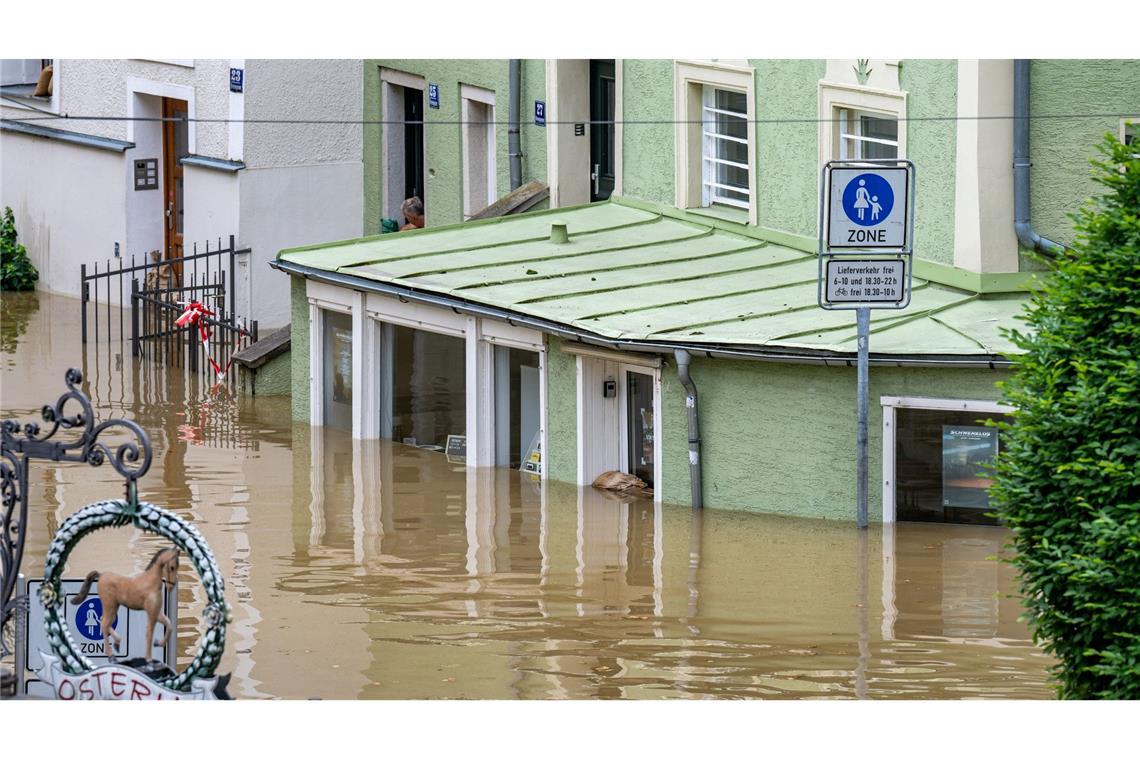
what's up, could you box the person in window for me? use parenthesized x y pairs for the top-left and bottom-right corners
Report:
(400, 196), (425, 231)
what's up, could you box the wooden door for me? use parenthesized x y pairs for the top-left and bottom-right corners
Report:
(162, 98), (188, 272)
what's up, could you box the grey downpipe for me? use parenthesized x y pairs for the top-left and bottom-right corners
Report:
(1013, 60), (1067, 256)
(509, 60), (522, 191)
(674, 349), (703, 510)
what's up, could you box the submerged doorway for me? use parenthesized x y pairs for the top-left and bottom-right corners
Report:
(577, 353), (661, 496)
(161, 98), (188, 268)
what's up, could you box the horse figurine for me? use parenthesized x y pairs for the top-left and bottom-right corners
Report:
(73, 547), (180, 661)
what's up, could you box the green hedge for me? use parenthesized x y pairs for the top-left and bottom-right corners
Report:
(992, 132), (1140, 698)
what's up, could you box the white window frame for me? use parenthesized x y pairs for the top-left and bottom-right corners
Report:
(701, 85), (751, 210)
(460, 84), (496, 219)
(674, 60), (758, 225)
(380, 67), (427, 223)
(0, 59), (61, 115)
(836, 107), (900, 161)
(818, 81), (907, 168)
(879, 395), (1015, 524)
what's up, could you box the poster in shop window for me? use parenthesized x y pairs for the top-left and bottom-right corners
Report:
(331, 326), (352, 404)
(942, 425), (998, 509)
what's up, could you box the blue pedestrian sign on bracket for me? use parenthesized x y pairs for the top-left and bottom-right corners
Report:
(826, 165), (910, 251)
(534, 101), (546, 127)
(428, 83), (440, 109)
(75, 597), (118, 642)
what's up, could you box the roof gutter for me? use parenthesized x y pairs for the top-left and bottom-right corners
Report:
(1013, 60), (1068, 256)
(270, 259), (1014, 369)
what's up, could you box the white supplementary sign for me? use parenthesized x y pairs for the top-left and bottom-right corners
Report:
(827, 167), (909, 250)
(825, 259), (906, 304)
(20, 577), (176, 699)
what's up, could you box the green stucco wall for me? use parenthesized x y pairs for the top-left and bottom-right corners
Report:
(1029, 59), (1140, 254)
(543, 337), (1011, 521)
(290, 274), (310, 421)
(752, 59), (826, 238)
(619, 60), (674, 207)
(544, 337), (578, 484)
(616, 59), (958, 263)
(899, 59), (958, 266)
(363, 60), (548, 234)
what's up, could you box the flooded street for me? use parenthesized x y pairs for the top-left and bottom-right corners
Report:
(2, 291), (1054, 699)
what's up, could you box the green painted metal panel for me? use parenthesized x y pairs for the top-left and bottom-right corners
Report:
(290, 274), (310, 421)
(282, 199), (1029, 358)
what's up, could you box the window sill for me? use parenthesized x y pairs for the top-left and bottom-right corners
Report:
(687, 204), (750, 226)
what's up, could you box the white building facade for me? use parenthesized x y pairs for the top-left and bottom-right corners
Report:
(1, 59), (363, 329)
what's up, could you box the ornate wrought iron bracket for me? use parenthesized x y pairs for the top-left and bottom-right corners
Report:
(1, 368), (152, 657)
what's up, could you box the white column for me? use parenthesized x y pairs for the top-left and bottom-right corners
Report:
(352, 292), (378, 440)
(309, 302), (322, 427)
(953, 59), (1019, 273)
(465, 317), (493, 467)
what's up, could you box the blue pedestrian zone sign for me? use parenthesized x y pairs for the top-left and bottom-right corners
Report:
(827, 166), (910, 250)
(75, 598), (119, 642)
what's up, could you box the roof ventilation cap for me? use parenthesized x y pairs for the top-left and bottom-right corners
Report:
(550, 222), (570, 244)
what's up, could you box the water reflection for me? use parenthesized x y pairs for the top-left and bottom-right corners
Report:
(2, 291), (1053, 700)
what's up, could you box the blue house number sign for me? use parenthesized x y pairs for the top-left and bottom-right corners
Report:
(535, 101), (546, 127)
(229, 68), (243, 93)
(428, 84), (440, 109)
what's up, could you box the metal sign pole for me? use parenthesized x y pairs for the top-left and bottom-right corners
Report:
(856, 307), (870, 529)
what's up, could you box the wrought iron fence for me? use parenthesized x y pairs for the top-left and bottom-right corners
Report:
(80, 235), (249, 345)
(78, 236), (256, 385)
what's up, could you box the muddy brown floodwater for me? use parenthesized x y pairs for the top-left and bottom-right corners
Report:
(1, 291), (1054, 699)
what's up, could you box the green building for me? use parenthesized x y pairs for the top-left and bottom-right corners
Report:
(274, 58), (1139, 524)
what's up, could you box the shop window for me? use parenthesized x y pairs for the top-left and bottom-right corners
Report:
(493, 346), (541, 469)
(322, 310), (353, 431)
(892, 406), (1011, 526)
(377, 323), (466, 451)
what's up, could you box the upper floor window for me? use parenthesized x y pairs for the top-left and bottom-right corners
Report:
(818, 82), (907, 168)
(675, 60), (757, 223)
(838, 108), (899, 160)
(702, 86), (750, 210)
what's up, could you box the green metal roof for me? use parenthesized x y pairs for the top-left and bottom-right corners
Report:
(278, 198), (1033, 360)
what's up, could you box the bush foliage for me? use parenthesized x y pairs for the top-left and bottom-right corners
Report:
(1, 206), (39, 291)
(992, 132), (1140, 699)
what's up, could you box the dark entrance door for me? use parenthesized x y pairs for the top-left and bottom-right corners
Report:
(404, 87), (425, 204)
(161, 98), (189, 273)
(590, 60), (615, 202)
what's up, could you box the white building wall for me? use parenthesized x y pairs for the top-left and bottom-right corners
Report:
(0, 133), (125, 298)
(239, 59), (364, 330)
(1, 59), (363, 327)
(240, 162), (363, 329)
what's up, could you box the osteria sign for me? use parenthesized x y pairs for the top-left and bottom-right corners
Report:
(35, 653), (221, 700)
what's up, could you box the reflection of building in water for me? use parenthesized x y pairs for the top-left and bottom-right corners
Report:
(882, 524), (1025, 643)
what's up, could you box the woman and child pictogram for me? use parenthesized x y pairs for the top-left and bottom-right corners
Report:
(853, 179), (883, 222)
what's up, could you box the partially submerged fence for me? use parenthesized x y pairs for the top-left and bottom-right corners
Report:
(79, 236), (257, 383)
